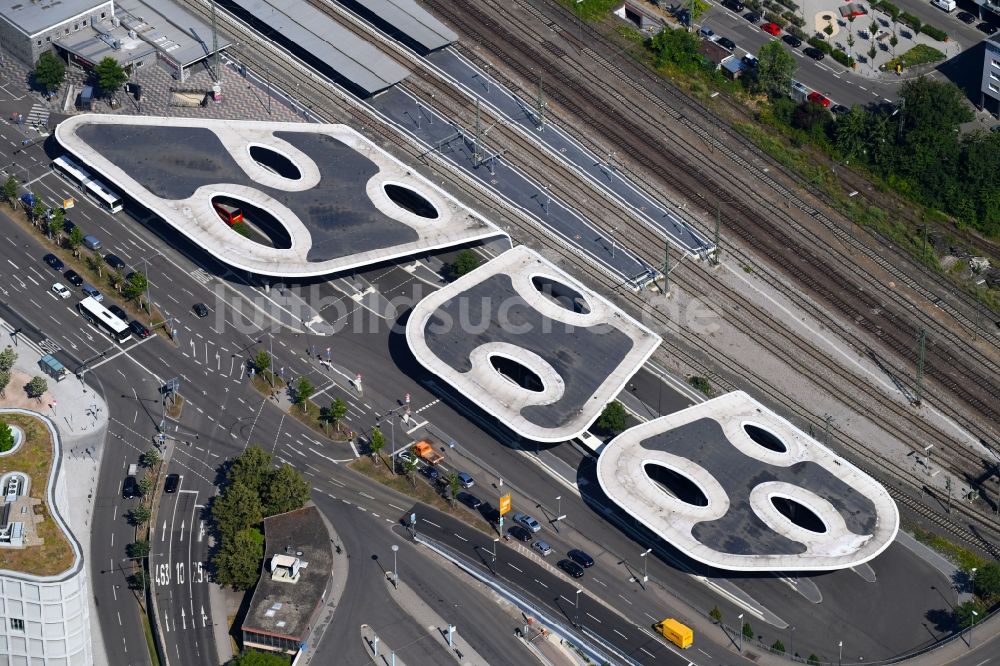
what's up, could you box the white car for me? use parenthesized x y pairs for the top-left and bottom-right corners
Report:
(51, 282), (71, 299)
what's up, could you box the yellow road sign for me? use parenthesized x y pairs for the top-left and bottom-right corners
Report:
(499, 494), (511, 516)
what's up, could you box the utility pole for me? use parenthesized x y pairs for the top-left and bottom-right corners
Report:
(662, 241), (670, 294)
(535, 76), (545, 129)
(473, 100), (483, 167)
(824, 415), (832, 446)
(915, 328), (926, 405)
(945, 476), (953, 514)
(211, 0), (220, 83)
(713, 203), (721, 266)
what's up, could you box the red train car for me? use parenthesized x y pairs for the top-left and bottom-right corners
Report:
(213, 202), (244, 226)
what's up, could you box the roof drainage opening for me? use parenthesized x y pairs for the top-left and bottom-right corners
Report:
(531, 275), (591, 314)
(743, 424), (787, 453)
(490, 355), (544, 393)
(249, 145), (301, 180)
(644, 464), (708, 506)
(211, 196), (292, 249)
(384, 184), (438, 219)
(771, 496), (827, 533)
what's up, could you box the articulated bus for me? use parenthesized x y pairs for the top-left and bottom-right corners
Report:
(213, 202), (244, 226)
(51, 155), (124, 214)
(77, 297), (131, 343)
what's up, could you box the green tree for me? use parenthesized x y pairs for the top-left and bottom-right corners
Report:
(0, 422), (14, 453)
(889, 32), (898, 56)
(792, 101), (831, 136)
(34, 51), (65, 93)
(137, 472), (154, 496)
(67, 226), (84, 257)
(252, 350), (271, 374)
(771, 639), (786, 654)
(328, 398), (347, 432)
(261, 464), (310, 516)
(129, 504), (151, 525)
(954, 598), (987, 629)
(973, 561), (1000, 601)
(807, 655), (820, 666)
(226, 446), (273, 496)
(448, 472), (461, 504)
(123, 270), (148, 302)
(2, 176), (17, 208)
(31, 197), (45, 226)
(0, 346), (17, 372)
(709, 606), (722, 624)
(294, 377), (314, 412)
(743, 622), (754, 639)
(128, 568), (150, 592)
(402, 454), (419, 480)
(110, 268), (127, 295)
(48, 207), (64, 242)
(228, 649), (292, 665)
(756, 40), (797, 97)
(25, 375), (47, 400)
(596, 401), (627, 435)
(868, 45), (877, 62)
(648, 27), (702, 69)
(214, 527), (265, 590)
(0, 370), (10, 398)
(834, 106), (869, 160)
(447, 249), (480, 280)
(141, 448), (161, 468)
(94, 57), (127, 99)
(126, 539), (150, 559)
(369, 426), (385, 460)
(212, 481), (263, 541)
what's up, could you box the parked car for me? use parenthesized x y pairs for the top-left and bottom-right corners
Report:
(717, 36), (736, 51)
(698, 26), (718, 41)
(744, 11), (761, 22)
(831, 104), (851, 115)
(129, 320), (151, 338)
(108, 304), (128, 321)
(479, 502), (500, 524)
(992, 124), (1000, 133)
(782, 34), (802, 47)
(513, 512), (541, 533)
(741, 54), (759, 69)
(82, 234), (101, 250)
(807, 91), (831, 107)
(193, 302), (209, 317)
(81, 284), (103, 301)
(558, 559), (586, 578)
(761, 22), (782, 35)
(803, 46), (826, 60)
(104, 253), (126, 271)
(51, 283), (71, 299)
(64, 269), (83, 287)
(979, 21), (999, 35)
(63, 219), (76, 235)
(164, 474), (180, 494)
(956, 10), (976, 23)
(532, 540), (553, 557)
(721, 0), (744, 11)
(507, 525), (532, 542)
(457, 492), (482, 510)
(420, 465), (440, 481)
(43, 253), (64, 271)
(122, 475), (138, 499)
(568, 549), (596, 568)
(456, 471), (474, 488)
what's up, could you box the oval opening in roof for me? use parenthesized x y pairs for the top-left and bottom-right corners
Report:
(644, 464), (709, 506)
(770, 496), (827, 533)
(384, 184), (438, 219)
(743, 424), (787, 453)
(248, 145), (301, 180)
(530, 275), (591, 314)
(210, 196), (292, 249)
(489, 355), (544, 393)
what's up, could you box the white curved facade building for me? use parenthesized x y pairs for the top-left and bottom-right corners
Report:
(0, 410), (91, 665)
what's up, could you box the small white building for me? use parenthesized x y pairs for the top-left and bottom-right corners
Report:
(0, 0), (113, 67)
(982, 35), (1000, 117)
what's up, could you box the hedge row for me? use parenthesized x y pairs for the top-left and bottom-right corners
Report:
(899, 11), (922, 33)
(872, 0), (901, 20)
(921, 24), (948, 41)
(807, 36), (834, 54)
(831, 49), (855, 67)
(765, 11), (788, 27)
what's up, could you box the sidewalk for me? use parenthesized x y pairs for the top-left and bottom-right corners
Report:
(0, 325), (111, 666)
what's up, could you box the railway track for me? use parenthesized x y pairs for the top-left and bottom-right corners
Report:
(181, 0), (1000, 551)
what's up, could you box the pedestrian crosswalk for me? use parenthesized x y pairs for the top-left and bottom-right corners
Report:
(38, 338), (60, 354)
(190, 269), (212, 285)
(25, 104), (49, 129)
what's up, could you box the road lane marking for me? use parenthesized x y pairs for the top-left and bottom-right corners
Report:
(422, 518), (441, 528)
(388, 503), (404, 511)
(534, 579), (548, 589)
(614, 629), (627, 639)
(453, 533), (468, 542)
(640, 647), (655, 658)
(586, 612), (601, 623)
(507, 563), (523, 572)
(359, 492), (375, 500)
(617, 594), (632, 605)
(592, 577), (607, 587)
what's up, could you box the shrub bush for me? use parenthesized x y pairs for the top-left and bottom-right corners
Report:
(776, 0), (799, 10)
(765, 12), (788, 27)
(921, 24), (948, 41)
(876, 0), (901, 20)
(783, 11), (804, 27)
(831, 49), (854, 66)
(899, 12), (922, 33)
(808, 36), (833, 53)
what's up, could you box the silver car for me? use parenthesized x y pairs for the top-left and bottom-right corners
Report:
(514, 512), (541, 533)
(532, 540), (553, 557)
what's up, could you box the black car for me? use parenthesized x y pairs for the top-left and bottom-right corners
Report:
(978, 21), (999, 35)
(558, 559), (586, 578)
(782, 34), (802, 47)
(957, 11), (976, 23)
(122, 475), (138, 499)
(831, 104), (850, 115)
(108, 304), (128, 321)
(457, 492), (482, 510)
(741, 54), (759, 69)
(420, 465), (440, 481)
(129, 320), (151, 338)
(64, 269), (83, 287)
(507, 525), (532, 542)
(674, 9), (690, 26)
(479, 502), (500, 524)
(164, 474), (180, 494)
(193, 302), (209, 317)
(105, 253), (126, 271)
(743, 11), (761, 23)
(717, 36), (736, 51)
(63, 219), (76, 234)
(721, 0), (744, 11)
(43, 253), (64, 271)
(803, 47), (825, 60)
(568, 548), (595, 568)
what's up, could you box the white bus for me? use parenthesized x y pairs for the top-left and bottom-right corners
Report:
(51, 155), (91, 187)
(51, 155), (124, 214)
(84, 178), (123, 213)
(77, 297), (131, 343)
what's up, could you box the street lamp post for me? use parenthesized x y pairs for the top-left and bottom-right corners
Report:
(492, 537), (499, 574)
(141, 257), (152, 324)
(122, 555), (148, 612)
(839, 640), (843, 666)
(574, 588), (582, 626)
(738, 613), (744, 652)
(640, 547), (652, 582)
(391, 545), (399, 589)
(970, 567), (977, 595)
(971, 610), (979, 648)
(790, 625), (795, 658)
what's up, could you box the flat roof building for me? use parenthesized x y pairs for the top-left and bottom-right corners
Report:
(982, 35), (1000, 117)
(241, 506), (333, 655)
(0, 0), (113, 66)
(340, 0), (457, 53)
(595, 392), (899, 571)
